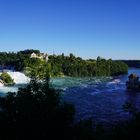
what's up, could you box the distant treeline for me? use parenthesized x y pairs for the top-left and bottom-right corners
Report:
(49, 55), (128, 77)
(0, 50), (128, 77)
(121, 60), (140, 68)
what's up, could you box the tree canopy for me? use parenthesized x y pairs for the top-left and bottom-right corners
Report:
(48, 54), (128, 77)
(0, 50), (128, 78)
(0, 78), (75, 139)
(0, 72), (14, 85)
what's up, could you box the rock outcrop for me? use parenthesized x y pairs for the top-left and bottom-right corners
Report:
(126, 73), (140, 90)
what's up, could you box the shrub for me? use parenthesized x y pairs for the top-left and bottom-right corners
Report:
(0, 72), (14, 85)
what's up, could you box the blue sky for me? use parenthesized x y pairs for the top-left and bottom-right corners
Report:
(0, 0), (140, 59)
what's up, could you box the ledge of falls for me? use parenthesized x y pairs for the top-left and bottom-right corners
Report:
(7, 72), (30, 84)
(0, 72), (30, 96)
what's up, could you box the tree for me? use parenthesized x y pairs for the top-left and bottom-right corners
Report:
(0, 72), (14, 85)
(97, 56), (102, 61)
(69, 53), (75, 61)
(0, 50), (128, 78)
(0, 78), (75, 140)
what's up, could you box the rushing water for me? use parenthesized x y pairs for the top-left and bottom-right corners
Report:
(0, 72), (30, 97)
(0, 68), (140, 125)
(51, 68), (140, 125)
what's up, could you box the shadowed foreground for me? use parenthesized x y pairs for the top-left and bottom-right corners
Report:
(0, 78), (140, 140)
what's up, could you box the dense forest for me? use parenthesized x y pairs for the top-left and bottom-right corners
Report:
(0, 49), (128, 78)
(122, 60), (140, 68)
(0, 49), (40, 71)
(48, 55), (128, 77)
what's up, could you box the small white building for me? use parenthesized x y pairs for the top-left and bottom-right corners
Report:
(30, 52), (49, 62)
(30, 53), (38, 58)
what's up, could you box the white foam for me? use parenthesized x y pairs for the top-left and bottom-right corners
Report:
(7, 72), (30, 84)
(108, 79), (121, 84)
(0, 82), (4, 87)
(0, 86), (18, 94)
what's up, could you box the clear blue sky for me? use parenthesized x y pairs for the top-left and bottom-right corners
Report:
(0, 0), (140, 59)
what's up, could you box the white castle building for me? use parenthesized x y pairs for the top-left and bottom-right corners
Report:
(30, 52), (49, 61)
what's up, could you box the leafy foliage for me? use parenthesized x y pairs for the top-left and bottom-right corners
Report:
(0, 78), (75, 140)
(0, 72), (14, 85)
(0, 50), (128, 78)
(0, 50), (40, 71)
(24, 58), (51, 79)
(122, 60), (140, 68)
(48, 54), (128, 77)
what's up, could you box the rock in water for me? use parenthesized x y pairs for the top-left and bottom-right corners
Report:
(126, 73), (140, 90)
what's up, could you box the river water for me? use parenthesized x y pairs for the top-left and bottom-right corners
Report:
(51, 68), (140, 125)
(0, 68), (140, 125)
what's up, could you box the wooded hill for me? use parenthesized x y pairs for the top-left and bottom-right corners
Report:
(0, 50), (128, 78)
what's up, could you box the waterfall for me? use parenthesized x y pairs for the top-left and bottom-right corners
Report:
(7, 72), (30, 84)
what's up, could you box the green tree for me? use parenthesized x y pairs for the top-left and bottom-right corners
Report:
(0, 72), (14, 85)
(0, 78), (75, 140)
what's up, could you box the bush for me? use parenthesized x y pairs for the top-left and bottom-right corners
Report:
(0, 78), (75, 140)
(0, 72), (14, 85)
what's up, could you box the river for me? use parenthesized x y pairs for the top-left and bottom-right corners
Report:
(0, 68), (140, 125)
(52, 68), (140, 125)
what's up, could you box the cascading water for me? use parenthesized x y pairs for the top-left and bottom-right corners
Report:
(0, 72), (30, 96)
(7, 72), (30, 84)
(0, 82), (4, 87)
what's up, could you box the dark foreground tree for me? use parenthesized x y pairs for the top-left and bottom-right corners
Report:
(1, 76), (140, 140)
(0, 76), (105, 140)
(0, 77), (75, 140)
